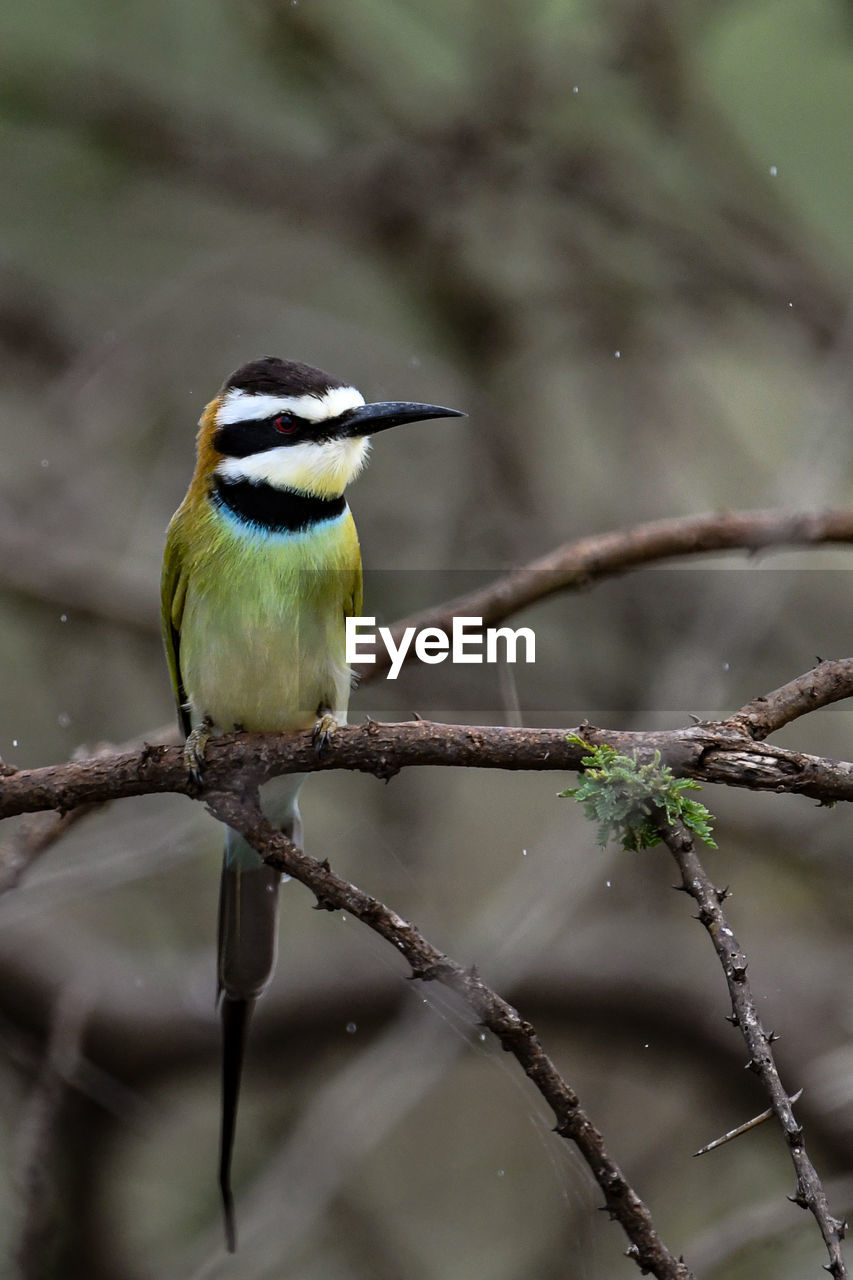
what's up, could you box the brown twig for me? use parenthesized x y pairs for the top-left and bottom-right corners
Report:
(356, 509), (853, 682)
(735, 658), (853, 740)
(661, 818), (847, 1277)
(5, 693), (853, 825)
(205, 789), (693, 1280)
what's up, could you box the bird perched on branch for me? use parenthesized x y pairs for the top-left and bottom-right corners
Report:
(161, 356), (462, 1250)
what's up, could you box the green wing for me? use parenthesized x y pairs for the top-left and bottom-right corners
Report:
(348, 558), (363, 622)
(161, 528), (191, 739)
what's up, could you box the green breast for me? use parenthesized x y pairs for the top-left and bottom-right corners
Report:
(175, 504), (362, 733)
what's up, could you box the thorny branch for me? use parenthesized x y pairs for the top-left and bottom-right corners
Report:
(205, 790), (694, 1280)
(660, 818), (848, 1278)
(4, 655), (853, 820)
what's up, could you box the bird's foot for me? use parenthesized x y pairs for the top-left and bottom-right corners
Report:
(184, 715), (214, 784)
(312, 712), (338, 755)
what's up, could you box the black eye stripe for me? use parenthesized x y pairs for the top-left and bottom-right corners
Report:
(214, 415), (308, 457)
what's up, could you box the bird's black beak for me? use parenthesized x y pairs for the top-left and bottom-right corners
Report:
(337, 401), (465, 438)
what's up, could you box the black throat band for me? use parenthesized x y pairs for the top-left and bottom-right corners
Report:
(212, 475), (346, 534)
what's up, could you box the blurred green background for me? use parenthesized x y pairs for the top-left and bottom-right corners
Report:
(2, 1), (853, 1276)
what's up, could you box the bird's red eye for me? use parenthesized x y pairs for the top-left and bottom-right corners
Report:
(274, 414), (297, 434)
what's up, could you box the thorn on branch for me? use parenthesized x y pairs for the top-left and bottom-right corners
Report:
(693, 1089), (803, 1156)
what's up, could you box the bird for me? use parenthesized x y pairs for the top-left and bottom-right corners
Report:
(161, 356), (463, 1251)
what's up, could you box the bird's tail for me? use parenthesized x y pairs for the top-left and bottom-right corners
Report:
(218, 994), (254, 1252)
(216, 780), (303, 1252)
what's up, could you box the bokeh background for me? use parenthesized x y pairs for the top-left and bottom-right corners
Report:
(2, 1), (853, 1277)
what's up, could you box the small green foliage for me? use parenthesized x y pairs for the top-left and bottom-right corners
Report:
(560, 735), (717, 851)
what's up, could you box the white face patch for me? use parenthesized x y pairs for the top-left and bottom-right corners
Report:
(216, 437), (371, 497)
(215, 385), (365, 427)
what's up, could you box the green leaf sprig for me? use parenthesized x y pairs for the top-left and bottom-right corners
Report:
(561, 735), (717, 851)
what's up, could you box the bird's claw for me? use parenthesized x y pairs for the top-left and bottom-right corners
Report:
(312, 713), (338, 755)
(184, 716), (213, 784)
